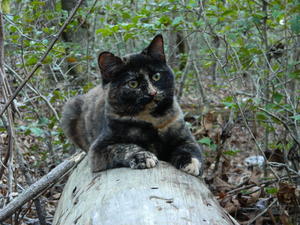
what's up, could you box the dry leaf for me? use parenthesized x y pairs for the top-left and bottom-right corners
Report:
(224, 197), (240, 214)
(277, 182), (296, 205)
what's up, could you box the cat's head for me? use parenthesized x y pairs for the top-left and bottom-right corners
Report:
(98, 35), (175, 117)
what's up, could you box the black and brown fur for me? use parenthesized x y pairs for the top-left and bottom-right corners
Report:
(61, 35), (203, 176)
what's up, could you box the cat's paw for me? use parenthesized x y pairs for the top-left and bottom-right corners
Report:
(181, 158), (202, 176)
(173, 153), (202, 176)
(129, 151), (158, 169)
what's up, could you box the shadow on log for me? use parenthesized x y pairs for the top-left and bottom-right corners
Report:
(53, 157), (239, 225)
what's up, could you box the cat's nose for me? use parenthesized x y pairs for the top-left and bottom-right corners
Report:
(149, 89), (157, 96)
(147, 82), (157, 96)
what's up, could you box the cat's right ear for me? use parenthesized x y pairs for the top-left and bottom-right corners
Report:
(142, 34), (166, 62)
(98, 52), (123, 82)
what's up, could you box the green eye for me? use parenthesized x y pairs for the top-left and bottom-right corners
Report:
(128, 80), (139, 88)
(152, 73), (161, 81)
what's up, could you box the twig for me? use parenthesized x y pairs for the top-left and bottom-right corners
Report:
(268, 162), (300, 176)
(235, 90), (293, 114)
(226, 174), (299, 197)
(178, 34), (196, 99)
(203, 34), (280, 181)
(192, 60), (207, 104)
(247, 198), (277, 225)
(0, 117), (11, 181)
(0, 0), (85, 117)
(15, 143), (47, 225)
(0, 11), (15, 210)
(258, 107), (300, 146)
(4, 63), (60, 121)
(0, 152), (86, 222)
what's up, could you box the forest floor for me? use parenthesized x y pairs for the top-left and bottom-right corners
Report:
(0, 77), (299, 225)
(181, 78), (300, 225)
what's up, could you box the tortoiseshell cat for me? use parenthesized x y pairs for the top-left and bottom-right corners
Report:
(61, 35), (203, 176)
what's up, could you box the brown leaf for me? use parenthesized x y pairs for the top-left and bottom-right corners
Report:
(224, 197), (240, 214)
(277, 182), (297, 205)
(214, 177), (233, 192)
(66, 56), (77, 63)
(202, 111), (214, 131)
(279, 210), (291, 225)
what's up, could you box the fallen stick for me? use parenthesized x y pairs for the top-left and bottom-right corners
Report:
(0, 152), (86, 222)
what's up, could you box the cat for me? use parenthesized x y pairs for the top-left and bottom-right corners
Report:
(61, 34), (204, 176)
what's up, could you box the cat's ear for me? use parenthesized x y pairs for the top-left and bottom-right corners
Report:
(142, 34), (165, 62)
(98, 52), (123, 82)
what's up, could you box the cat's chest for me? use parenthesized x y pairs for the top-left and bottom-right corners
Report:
(109, 119), (160, 142)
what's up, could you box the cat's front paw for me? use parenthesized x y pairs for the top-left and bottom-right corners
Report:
(181, 158), (202, 176)
(173, 154), (203, 176)
(129, 151), (158, 169)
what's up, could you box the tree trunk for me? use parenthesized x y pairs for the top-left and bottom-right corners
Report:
(61, 0), (89, 80)
(53, 157), (239, 225)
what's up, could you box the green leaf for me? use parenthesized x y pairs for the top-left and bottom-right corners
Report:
(124, 33), (134, 41)
(210, 143), (217, 151)
(42, 56), (52, 64)
(265, 187), (278, 195)
(158, 15), (171, 26)
(221, 9), (235, 17)
(273, 92), (283, 103)
(38, 117), (50, 126)
(1, 0), (10, 13)
(172, 16), (183, 27)
(291, 115), (300, 121)
(223, 149), (241, 156)
(96, 28), (113, 37)
(291, 15), (300, 34)
(30, 127), (45, 137)
(222, 96), (237, 109)
(288, 70), (300, 80)
(256, 112), (268, 121)
(198, 137), (212, 145)
(26, 56), (38, 66)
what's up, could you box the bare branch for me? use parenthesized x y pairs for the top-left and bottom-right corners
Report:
(0, 0), (85, 117)
(0, 152), (86, 222)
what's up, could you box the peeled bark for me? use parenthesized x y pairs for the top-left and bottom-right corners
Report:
(53, 157), (239, 225)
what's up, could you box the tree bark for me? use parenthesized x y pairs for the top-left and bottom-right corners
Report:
(53, 157), (239, 225)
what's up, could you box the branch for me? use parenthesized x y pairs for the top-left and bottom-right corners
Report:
(258, 107), (300, 147)
(202, 34), (280, 181)
(4, 63), (60, 121)
(0, 8), (14, 193)
(0, 152), (86, 222)
(0, 0), (85, 117)
(15, 143), (47, 225)
(247, 198), (277, 225)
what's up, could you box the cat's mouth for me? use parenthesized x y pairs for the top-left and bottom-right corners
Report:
(141, 94), (164, 106)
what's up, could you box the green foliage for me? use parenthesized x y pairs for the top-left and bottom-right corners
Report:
(223, 149), (241, 156)
(265, 187), (278, 195)
(198, 137), (217, 151)
(2, 0), (299, 172)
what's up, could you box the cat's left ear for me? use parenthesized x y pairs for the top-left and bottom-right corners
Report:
(142, 34), (166, 62)
(98, 51), (123, 83)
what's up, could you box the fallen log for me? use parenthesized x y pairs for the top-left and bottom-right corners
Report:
(53, 157), (239, 225)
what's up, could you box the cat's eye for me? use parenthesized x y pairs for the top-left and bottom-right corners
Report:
(128, 80), (139, 88)
(152, 72), (161, 81)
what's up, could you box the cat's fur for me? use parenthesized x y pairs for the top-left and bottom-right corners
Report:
(61, 35), (203, 176)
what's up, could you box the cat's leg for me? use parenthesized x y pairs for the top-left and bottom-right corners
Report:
(163, 121), (204, 176)
(89, 143), (158, 172)
(170, 142), (203, 176)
